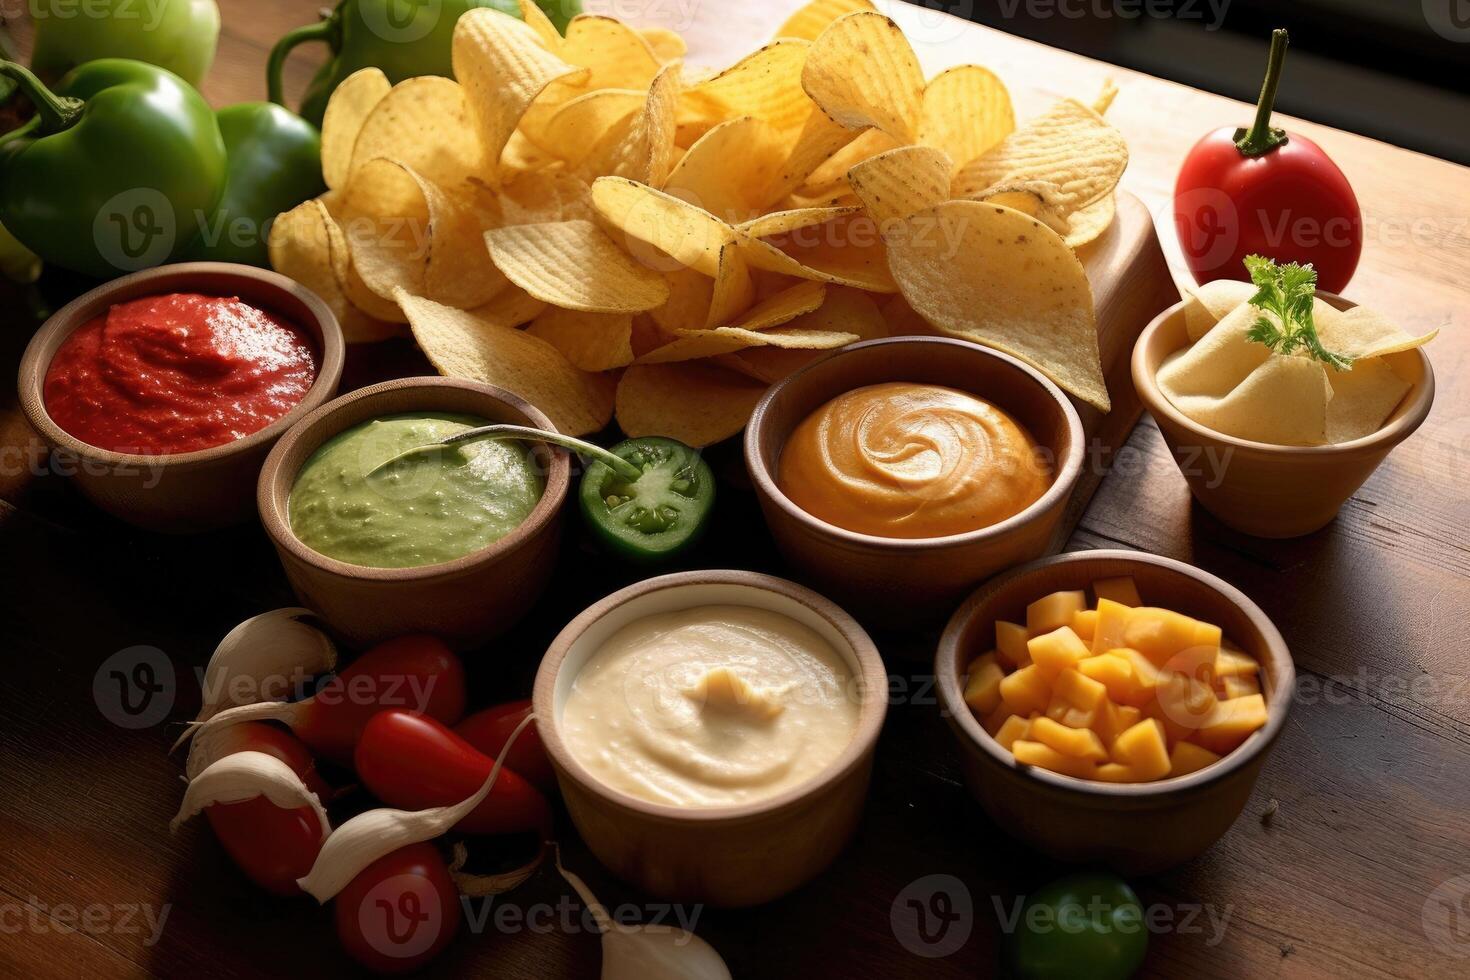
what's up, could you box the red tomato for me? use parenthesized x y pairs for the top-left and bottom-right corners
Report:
(335, 842), (460, 974)
(454, 700), (557, 792)
(1174, 128), (1361, 293)
(356, 710), (551, 836)
(296, 635), (467, 766)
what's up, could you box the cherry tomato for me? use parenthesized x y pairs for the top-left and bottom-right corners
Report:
(1008, 874), (1147, 980)
(356, 710), (551, 835)
(454, 700), (557, 793)
(1173, 29), (1361, 294)
(334, 842), (460, 974)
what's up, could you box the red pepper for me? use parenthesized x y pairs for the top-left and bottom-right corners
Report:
(355, 710), (552, 836)
(1174, 29), (1361, 294)
(200, 722), (328, 897)
(454, 699), (557, 793)
(334, 842), (460, 974)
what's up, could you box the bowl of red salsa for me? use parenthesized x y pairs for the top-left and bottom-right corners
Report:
(19, 263), (344, 531)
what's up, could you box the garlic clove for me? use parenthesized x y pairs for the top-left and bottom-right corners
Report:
(171, 608), (335, 752)
(448, 840), (546, 898)
(177, 699), (304, 755)
(170, 751), (330, 839)
(295, 714), (536, 903)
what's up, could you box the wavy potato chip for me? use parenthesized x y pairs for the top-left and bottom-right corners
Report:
(664, 116), (784, 222)
(776, 0), (877, 40)
(579, 63), (681, 185)
(486, 219), (670, 313)
(592, 176), (734, 276)
(706, 242), (756, 327)
(650, 266), (715, 332)
(762, 107), (861, 206)
(952, 98), (1127, 219)
(321, 68), (390, 191)
(517, 0), (563, 48)
(887, 200), (1108, 410)
(469, 285), (546, 328)
(637, 323), (856, 364)
(847, 145), (954, 227)
(687, 40), (814, 139)
(640, 27), (688, 63)
(739, 209), (895, 293)
(918, 65), (1014, 169)
(527, 307), (636, 371)
(533, 88), (645, 165)
(348, 76), (486, 190)
(453, 9), (588, 182)
(616, 362), (767, 446)
(1063, 192), (1116, 249)
(399, 289), (614, 435)
(268, 199), (403, 343)
(491, 169), (595, 225)
(560, 15), (663, 89)
(802, 12), (924, 142)
(802, 129), (898, 189)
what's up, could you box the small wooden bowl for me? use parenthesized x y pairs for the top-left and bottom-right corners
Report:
(935, 550), (1293, 874)
(1133, 291), (1435, 538)
(257, 377), (570, 650)
(533, 570), (887, 907)
(17, 263), (344, 531)
(744, 337), (1085, 626)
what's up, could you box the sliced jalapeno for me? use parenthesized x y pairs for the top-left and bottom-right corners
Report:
(578, 436), (715, 564)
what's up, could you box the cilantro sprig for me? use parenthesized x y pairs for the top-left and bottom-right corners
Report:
(1242, 255), (1353, 371)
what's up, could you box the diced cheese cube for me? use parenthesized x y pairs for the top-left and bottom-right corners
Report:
(1091, 598), (1131, 655)
(1142, 697), (1195, 746)
(982, 702), (1015, 734)
(964, 653), (1006, 715)
(1215, 673), (1262, 700)
(1092, 576), (1142, 607)
(1111, 719), (1171, 779)
(1169, 741), (1222, 777)
(1094, 763), (1139, 782)
(1028, 626), (1091, 679)
(1011, 739), (1098, 779)
(1078, 652), (1135, 704)
(993, 715), (1032, 751)
(1215, 646), (1261, 678)
(999, 664), (1050, 716)
(995, 620), (1032, 668)
(1071, 609), (1098, 642)
(1026, 590), (1087, 637)
(1090, 700), (1143, 747)
(1197, 694), (1268, 754)
(1044, 692), (1097, 730)
(1124, 607), (1205, 664)
(1031, 716), (1109, 761)
(1155, 672), (1219, 732)
(1054, 667), (1108, 710)
(1110, 648), (1162, 706)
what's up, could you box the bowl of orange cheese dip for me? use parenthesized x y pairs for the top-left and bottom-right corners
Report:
(745, 337), (1084, 625)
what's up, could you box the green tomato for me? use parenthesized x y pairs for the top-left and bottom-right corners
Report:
(1008, 874), (1148, 980)
(29, 0), (221, 88)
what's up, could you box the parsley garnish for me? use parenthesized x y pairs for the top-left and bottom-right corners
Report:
(1242, 255), (1353, 371)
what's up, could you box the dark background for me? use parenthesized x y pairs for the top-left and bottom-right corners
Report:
(933, 0), (1470, 164)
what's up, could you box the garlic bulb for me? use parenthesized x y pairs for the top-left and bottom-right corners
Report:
(295, 715), (535, 903)
(170, 751), (329, 838)
(555, 848), (732, 980)
(172, 608), (336, 752)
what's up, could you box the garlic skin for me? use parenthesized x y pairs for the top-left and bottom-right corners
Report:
(295, 715), (535, 903)
(170, 751), (330, 838)
(172, 609), (336, 751)
(555, 848), (732, 980)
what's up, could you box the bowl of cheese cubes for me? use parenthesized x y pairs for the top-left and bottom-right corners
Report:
(935, 549), (1293, 873)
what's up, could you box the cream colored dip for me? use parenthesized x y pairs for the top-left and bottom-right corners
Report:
(560, 605), (862, 807)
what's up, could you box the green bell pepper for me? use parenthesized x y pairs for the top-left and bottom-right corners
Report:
(579, 437), (716, 564)
(28, 0), (221, 88)
(181, 102), (326, 267)
(0, 219), (41, 285)
(1007, 874), (1149, 980)
(268, 0), (580, 127)
(0, 59), (227, 280)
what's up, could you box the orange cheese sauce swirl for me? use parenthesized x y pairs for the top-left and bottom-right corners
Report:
(777, 383), (1052, 539)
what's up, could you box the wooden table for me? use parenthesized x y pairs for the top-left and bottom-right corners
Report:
(2, 2), (1468, 977)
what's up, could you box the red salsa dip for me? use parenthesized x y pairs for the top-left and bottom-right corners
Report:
(44, 293), (319, 455)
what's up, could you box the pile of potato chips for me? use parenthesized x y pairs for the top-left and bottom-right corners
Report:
(270, 0), (1129, 445)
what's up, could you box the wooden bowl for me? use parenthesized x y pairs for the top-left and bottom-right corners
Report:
(935, 549), (1294, 874)
(533, 570), (887, 907)
(257, 377), (570, 650)
(1133, 291), (1435, 538)
(744, 337), (1085, 627)
(17, 263), (344, 531)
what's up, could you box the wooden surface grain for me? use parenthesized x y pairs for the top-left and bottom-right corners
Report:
(2, 1), (1468, 978)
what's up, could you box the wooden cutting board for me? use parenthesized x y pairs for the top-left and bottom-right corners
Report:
(1051, 190), (1180, 550)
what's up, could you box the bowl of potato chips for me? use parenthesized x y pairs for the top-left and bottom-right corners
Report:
(267, 0), (1131, 451)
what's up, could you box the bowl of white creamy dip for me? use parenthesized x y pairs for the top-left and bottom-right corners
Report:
(533, 570), (887, 907)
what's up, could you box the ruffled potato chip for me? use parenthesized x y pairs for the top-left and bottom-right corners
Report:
(1064, 192), (1116, 249)
(706, 242), (756, 327)
(269, 199), (403, 344)
(848, 145), (954, 227)
(321, 68), (390, 191)
(399, 289), (614, 435)
(918, 65), (1014, 170)
(802, 12), (924, 143)
(887, 200), (1108, 410)
(579, 63), (681, 186)
(527, 307), (636, 371)
(485, 219), (670, 313)
(616, 362), (768, 446)
(531, 88), (645, 165)
(763, 107), (861, 206)
(651, 266), (715, 333)
(776, 0), (877, 41)
(738, 209), (895, 293)
(348, 76), (487, 190)
(592, 176), (734, 276)
(686, 40), (814, 140)
(637, 324), (857, 364)
(802, 129), (898, 190)
(560, 15), (663, 89)
(640, 27), (688, 63)
(516, 0), (563, 48)
(664, 116), (784, 222)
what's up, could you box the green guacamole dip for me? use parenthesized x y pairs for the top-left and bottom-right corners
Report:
(288, 412), (545, 569)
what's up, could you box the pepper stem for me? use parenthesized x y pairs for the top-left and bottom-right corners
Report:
(368, 424), (645, 482)
(266, 18), (339, 108)
(0, 60), (84, 137)
(1234, 29), (1290, 157)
